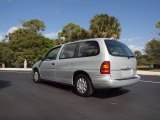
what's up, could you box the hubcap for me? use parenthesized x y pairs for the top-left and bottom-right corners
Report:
(76, 78), (87, 94)
(34, 72), (39, 82)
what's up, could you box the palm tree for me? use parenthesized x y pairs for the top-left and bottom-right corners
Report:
(90, 14), (121, 39)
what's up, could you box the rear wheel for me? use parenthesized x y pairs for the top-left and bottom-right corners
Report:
(75, 74), (93, 97)
(33, 70), (41, 83)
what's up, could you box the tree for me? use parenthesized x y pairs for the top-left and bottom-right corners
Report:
(156, 21), (160, 35)
(134, 50), (142, 57)
(137, 55), (149, 66)
(134, 51), (149, 65)
(22, 19), (46, 33)
(7, 19), (54, 67)
(52, 39), (63, 45)
(0, 42), (14, 67)
(9, 30), (53, 67)
(144, 39), (160, 64)
(58, 23), (89, 43)
(90, 14), (121, 39)
(156, 21), (160, 29)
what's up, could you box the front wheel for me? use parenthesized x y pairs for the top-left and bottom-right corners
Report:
(33, 70), (41, 83)
(75, 74), (94, 97)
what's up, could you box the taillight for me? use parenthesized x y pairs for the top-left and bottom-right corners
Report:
(100, 61), (110, 74)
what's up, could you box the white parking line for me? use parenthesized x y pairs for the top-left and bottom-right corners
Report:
(140, 80), (160, 84)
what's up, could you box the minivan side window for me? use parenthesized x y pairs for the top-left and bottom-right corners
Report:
(78, 41), (99, 57)
(59, 43), (78, 59)
(45, 47), (61, 60)
(105, 40), (134, 57)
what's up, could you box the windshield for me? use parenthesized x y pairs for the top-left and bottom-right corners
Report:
(105, 40), (134, 57)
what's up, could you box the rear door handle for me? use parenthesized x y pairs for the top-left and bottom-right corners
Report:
(51, 63), (55, 65)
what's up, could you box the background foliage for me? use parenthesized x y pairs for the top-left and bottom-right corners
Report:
(0, 19), (54, 67)
(135, 21), (160, 67)
(0, 16), (159, 68)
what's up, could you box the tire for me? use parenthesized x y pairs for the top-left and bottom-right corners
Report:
(33, 70), (41, 83)
(75, 74), (94, 97)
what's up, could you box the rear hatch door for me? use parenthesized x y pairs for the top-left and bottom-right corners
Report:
(105, 40), (137, 79)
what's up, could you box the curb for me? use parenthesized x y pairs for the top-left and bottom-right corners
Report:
(137, 70), (160, 76)
(0, 68), (32, 72)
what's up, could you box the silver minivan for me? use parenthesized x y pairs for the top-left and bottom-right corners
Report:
(32, 38), (140, 96)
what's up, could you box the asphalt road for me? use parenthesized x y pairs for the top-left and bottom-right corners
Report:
(0, 71), (160, 120)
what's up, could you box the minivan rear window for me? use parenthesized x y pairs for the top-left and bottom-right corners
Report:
(105, 40), (134, 58)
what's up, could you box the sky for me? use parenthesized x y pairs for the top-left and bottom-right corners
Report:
(0, 0), (160, 52)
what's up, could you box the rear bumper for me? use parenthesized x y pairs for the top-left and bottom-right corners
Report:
(92, 75), (140, 89)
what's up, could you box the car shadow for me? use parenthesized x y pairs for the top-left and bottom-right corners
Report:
(40, 80), (129, 98)
(0, 80), (11, 89)
(41, 80), (74, 92)
(92, 88), (130, 99)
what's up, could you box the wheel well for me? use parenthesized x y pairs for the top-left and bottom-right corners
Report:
(73, 71), (92, 86)
(33, 67), (39, 72)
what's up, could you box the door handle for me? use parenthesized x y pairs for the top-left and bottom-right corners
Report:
(121, 67), (131, 70)
(51, 63), (55, 65)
